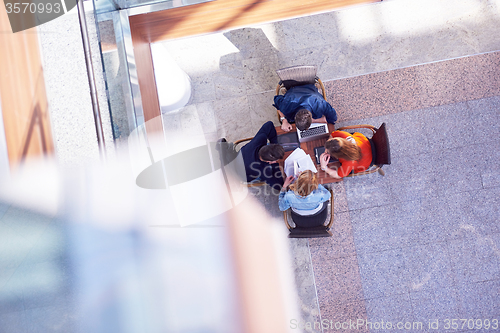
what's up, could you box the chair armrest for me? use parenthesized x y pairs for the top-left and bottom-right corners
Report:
(234, 137), (254, 148)
(325, 188), (334, 229)
(283, 210), (292, 230)
(336, 124), (376, 135)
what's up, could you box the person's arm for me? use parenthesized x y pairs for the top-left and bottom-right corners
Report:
(278, 175), (294, 211)
(277, 110), (292, 132)
(322, 104), (338, 124)
(320, 153), (342, 179)
(254, 121), (278, 144)
(311, 115), (327, 123)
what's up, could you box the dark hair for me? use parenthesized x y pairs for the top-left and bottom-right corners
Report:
(294, 109), (312, 131)
(325, 137), (361, 161)
(259, 144), (285, 162)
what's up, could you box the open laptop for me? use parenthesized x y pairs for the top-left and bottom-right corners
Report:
(297, 123), (330, 143)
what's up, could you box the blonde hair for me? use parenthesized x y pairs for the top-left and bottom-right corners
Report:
(289, 170), (318, 197)
(325, 136), (361, 161)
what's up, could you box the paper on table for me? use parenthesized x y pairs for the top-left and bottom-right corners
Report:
(284, 148), (318, 177)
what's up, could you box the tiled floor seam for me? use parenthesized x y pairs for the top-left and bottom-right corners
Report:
(322, 49), (500, 83)
(324, 51), (500, 123)
(305, 238), (325, 333)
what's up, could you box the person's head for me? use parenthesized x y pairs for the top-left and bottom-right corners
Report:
(289, 170), (318, 197)
(294, 109), (312, 131)
(325, 137), (361, 161)
(258, 144), (285, 164)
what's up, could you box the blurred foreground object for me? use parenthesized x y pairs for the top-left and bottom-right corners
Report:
(0, 143), (299, 332)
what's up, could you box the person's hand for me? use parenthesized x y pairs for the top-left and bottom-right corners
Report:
(283, 175), (295, 189)
(320, 152), (330, 170)
(281, 119), (292, 132)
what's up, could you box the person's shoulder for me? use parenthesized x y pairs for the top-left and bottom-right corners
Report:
(331, 131), (351, 138)
(352, 132), (367, 139)
(352, 132), (369, 144)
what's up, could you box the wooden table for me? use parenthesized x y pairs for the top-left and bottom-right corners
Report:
(276, 123), (342, 184)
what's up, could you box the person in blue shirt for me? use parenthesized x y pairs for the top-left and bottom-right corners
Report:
(278, 170), (331, 215)
(273, 83), (337, 132)
(241, 121), (285, 191)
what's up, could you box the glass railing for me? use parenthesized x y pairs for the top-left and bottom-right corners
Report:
(91, 0), (213, 142)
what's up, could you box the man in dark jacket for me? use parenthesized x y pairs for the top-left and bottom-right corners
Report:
(273, 83), (337, 132)
(241, 121), (285, 191)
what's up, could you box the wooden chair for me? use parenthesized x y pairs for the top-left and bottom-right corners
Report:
(282, 187), (334, 238)
(335, 123), (391, 176)
(275, 65), (326, 123)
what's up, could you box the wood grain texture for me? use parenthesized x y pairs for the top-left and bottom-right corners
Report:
(0, 5), (54, 170)
(130, 0), (379, 42)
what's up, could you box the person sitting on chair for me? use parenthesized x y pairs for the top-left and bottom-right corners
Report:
(278, 170), (331, 215)
(320, 131), (372, 179)
(273, 84), (337, 132)
(241, 121), (285, 191)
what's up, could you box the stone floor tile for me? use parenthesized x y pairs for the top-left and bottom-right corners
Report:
(467, 96), (500, 144)
(222, 28), (279, 61)
(242, 54), (280, 95)
(188, 73), (216, 104)
(319, 300), (369, 333)
(455, 279), (500, 319)
(274, 14), (338, 53)
(288, 238), (322, 331)
(445, 190), (499, 238)
(211, 96), (255, 142)
(343, 174), (395, 211)
(403, 242), (455, 293)
(357, 248), (410, 299)
(365, 293), (414, 331)
(309, 211), (356, 260)
(376, 108), (431, 158)
(477, 141), (500, 189)
(327, 181), (349, 213)
(420, 102), (474, 151)
(349, 206), (393, 253)
(213, 61), (247, 100)
(409, 288), (462, 332)
(247, 90), (280, 132)
(313, 255), (365, 307)
(448, 235), (500, 284)
(469, 187), (500, 235)
(383, 201), (424, 249)
(437, 147), (484, 195)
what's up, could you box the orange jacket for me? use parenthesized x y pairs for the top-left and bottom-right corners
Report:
(331, 131), (372, 177)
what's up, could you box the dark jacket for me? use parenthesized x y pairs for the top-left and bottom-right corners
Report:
(273, 84), (337, 124)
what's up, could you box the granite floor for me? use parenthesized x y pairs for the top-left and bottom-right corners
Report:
(153, 0), (500, 332)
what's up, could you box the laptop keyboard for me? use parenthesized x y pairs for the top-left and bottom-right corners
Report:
(300, 125), (327, 138)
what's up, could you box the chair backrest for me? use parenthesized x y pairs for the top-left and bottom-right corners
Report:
(287, 201), (332, 238)
(290, 202), (328, 228)
(276, 65), (317, 88)
(372, 123), (391, 166)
